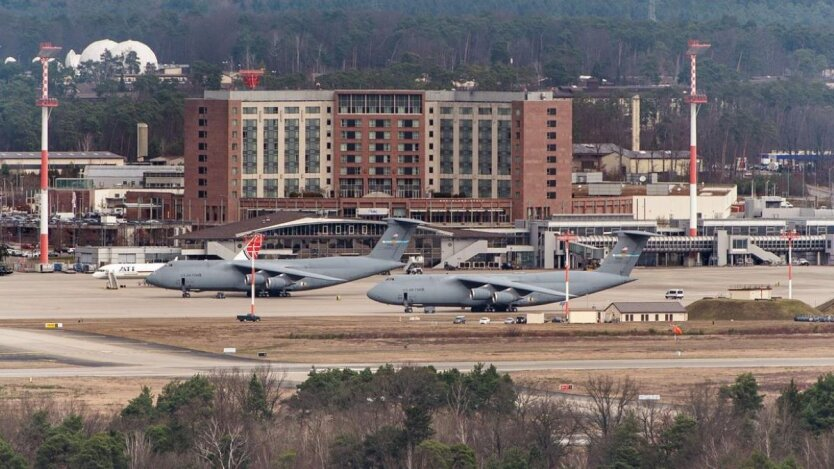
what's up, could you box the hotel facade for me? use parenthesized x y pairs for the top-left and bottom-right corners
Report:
(183, 89), (572, 225)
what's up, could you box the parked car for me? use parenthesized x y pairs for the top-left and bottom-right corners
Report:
(236, 314), (261, 322)
(793, 258), (810, 266)
(479, 317), (491, 325)
(453, 315), (466, 324)
(503, 317), (516, 324)
(0, 265), (12, 276)
(665, 289), (684, 300)
(406, 266), (423, 275)
(550, 317), (564, 323)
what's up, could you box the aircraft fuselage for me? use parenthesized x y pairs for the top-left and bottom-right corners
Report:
(367, 271), (632, 308)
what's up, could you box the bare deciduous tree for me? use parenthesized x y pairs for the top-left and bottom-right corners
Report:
(585, 375), (639, 437)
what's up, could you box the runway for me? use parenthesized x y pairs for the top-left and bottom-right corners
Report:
(3, 327), (834, 381)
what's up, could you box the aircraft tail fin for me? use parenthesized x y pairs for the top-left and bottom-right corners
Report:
(597, 231), (653, 277)
(233, 234), (264, 261)
(367, 218), (423, 261)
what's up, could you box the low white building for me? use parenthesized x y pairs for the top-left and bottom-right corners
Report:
(728, 285), (773, 300)
(606, 302), (688, 322)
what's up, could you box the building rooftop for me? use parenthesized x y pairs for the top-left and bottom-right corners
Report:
(0, 151), (124, 160)
(180, 211), (506, 241)
(608, 302), (687, 313)
(179, 211), (311, 240)
(202, 89), (573, 103)
(573, 143), (692, 159)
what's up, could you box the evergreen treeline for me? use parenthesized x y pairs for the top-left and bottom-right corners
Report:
(4, 1), (834, 180)
(4, 366), (834, 467)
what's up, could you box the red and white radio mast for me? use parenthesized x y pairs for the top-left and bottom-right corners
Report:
(685, 39), (709, 237)
(36, 42), (61, 271)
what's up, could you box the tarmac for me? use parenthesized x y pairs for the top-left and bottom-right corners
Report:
(2, 265), (832, 319)
(2, 265), (834, 380)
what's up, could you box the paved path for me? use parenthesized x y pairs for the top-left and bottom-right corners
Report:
(1, 328), (833, 381)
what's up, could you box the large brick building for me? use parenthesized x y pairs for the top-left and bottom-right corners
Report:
(183, 89), (572, 224)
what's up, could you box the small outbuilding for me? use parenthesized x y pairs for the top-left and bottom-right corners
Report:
(728, 285), (773, 301)
(606, 302), (688, 322)
(567, 309), (603, 324)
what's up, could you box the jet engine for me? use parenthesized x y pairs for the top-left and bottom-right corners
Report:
(245, 272), (268, 286)
(491, 290), (520, 305)
(265, 275), (293, 292)
(469, 287), (493, 301)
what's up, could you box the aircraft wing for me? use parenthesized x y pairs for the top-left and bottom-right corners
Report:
(454, 275), (569, 297)
(229, 260), (345, 282)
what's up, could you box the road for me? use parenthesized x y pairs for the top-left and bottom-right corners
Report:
(4, 327), (834, 381)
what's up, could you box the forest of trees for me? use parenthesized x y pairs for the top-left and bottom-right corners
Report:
(4, 366), (834, 468)
(3, 1), (834, 185)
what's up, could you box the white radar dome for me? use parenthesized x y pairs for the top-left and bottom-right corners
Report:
(114, 40), (158, 72)
(64, 49), (80, 68)
(79, 39), (119, 63)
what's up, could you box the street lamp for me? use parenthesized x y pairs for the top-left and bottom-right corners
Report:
(782, 229), (798, 299)
(557, 231), (577, 321)
(828, 167), (834, 208)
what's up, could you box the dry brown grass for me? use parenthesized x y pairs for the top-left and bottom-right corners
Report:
(5, 317), (834, 363)
(0, 377), (172, 413)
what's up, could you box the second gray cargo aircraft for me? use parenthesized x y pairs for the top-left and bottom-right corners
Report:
(367, 231), (652, 312)
(146, 218), (421, 297)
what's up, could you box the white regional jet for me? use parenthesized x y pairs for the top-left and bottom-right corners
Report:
(91, 263), (165, 279)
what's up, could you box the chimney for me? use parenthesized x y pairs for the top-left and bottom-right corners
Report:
(137, 122), (148, 162)
(630, 95), (640, 151)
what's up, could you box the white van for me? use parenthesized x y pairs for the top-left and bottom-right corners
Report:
(665, 289), (684, 300)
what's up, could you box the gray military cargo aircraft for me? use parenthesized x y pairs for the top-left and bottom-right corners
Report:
(146, 218), (422, 297)
(367, 230), (652, 313)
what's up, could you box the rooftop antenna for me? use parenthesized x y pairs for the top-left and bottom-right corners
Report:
(240, 69), (264, 89)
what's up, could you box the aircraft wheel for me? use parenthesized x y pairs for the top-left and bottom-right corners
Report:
(510, 306), (518, 312)
(405, 306), (413, 313)
(182, 292), (191, 298)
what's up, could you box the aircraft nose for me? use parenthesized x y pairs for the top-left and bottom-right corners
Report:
(367, 283), (386, 302)
(146, 269), (162, 287)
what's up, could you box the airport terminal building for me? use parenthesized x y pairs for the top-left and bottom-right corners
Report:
(182, 89), (573, 225)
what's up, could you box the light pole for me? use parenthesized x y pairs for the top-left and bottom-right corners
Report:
(245, 233), (263, 317)
(782, 229), (798, 299)
(558, 231), (577, 321)
(828, 167), (834, 208)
